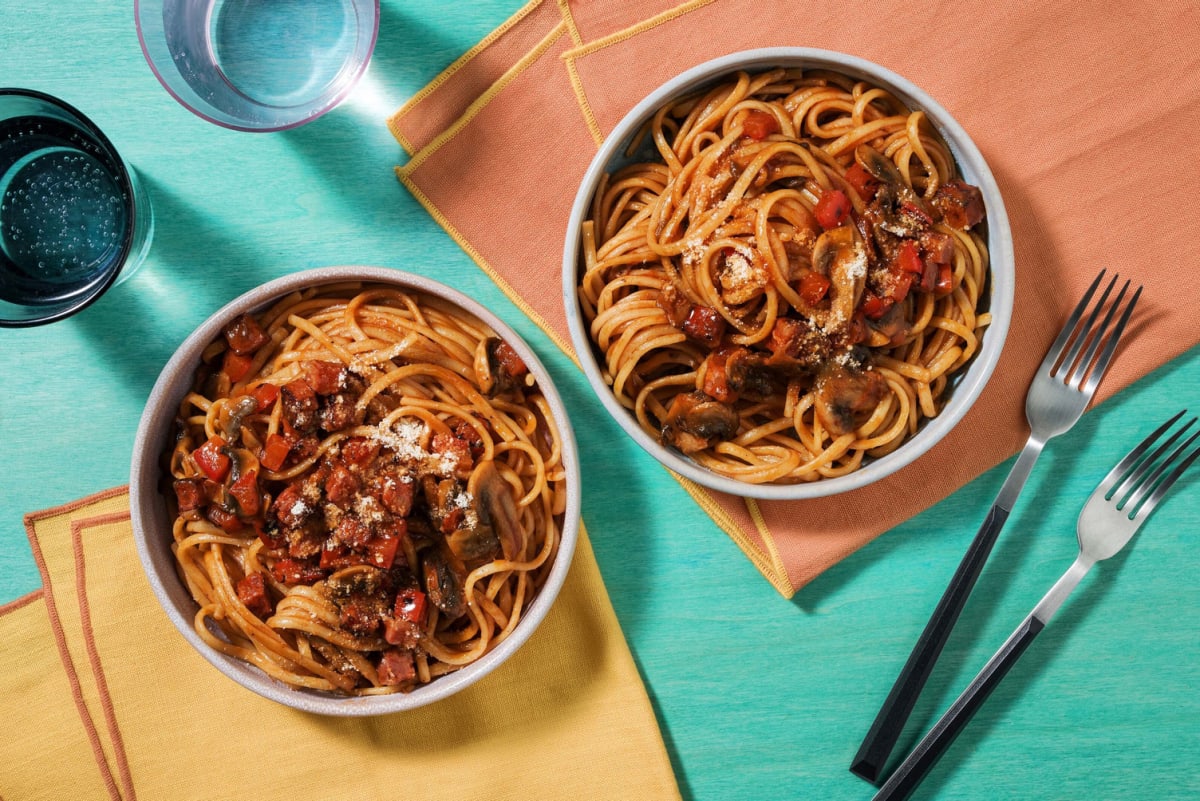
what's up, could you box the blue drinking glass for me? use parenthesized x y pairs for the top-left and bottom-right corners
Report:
(135, 0), (380, 132)
(0, 89), (154, 327)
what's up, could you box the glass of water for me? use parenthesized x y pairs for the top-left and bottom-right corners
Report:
(135, 0), (380, 132)
(0, 89), (154, 327)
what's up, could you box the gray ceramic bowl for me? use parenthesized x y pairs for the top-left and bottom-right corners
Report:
(562, 47), (1014, 500)
(131, 266), (580, 715)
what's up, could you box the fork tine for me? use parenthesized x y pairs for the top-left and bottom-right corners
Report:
(1113, 419), (1190, 501)
(1110, 415), (1194, 504)
(1079, 283), (1142, 396)
(1099, 410), (1187, 497)
(1040, 270), (1107, 373)
(1053, 272), (1117, 380)
(1126, 426), (1200, 519)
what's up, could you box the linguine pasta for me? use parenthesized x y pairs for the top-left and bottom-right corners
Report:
(164, 283), (568, 694)
(578, 68), (991, 485)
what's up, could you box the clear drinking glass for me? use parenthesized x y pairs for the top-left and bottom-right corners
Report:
(135, 0), (380, 132)
(0, 89), (154, 327)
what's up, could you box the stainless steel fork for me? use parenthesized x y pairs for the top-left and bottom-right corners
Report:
(852, 270), (1143, 782)
(873, 411), (1200, 801)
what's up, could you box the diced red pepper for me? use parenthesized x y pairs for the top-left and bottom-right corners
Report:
(919, 257), (938, 293)
(935, 263), (954, 296)
(394, 587), (427, 625)
(271, 558), (325, 586)
(889, 271), (915, 304)
(223, 350), (253, 382)
(251, 383), (279, 412)
(365, 532), (401, 570)
(860, 292), (894, 321)
(814, 189), (851, 229)
(901, 200), (934, 227)
(844, 162), (879, 200)
(798, 272), (831, 306)
(229, 470), (261, 517)
(741, 109), (780, 140)
(223, 314), (269, 355)
(896, 240), (924, 275)
(319, 542), (360, 570)
(260, 433), (292, 472)
(254, 519), (285, 550)
(193, 436), (231, 482)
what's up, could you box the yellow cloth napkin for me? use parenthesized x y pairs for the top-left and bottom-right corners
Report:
(389, 0), (1200, 597)
(1, 489), (680, 801)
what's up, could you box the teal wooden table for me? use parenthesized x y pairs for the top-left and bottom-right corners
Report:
(2, 3), (1198, 799)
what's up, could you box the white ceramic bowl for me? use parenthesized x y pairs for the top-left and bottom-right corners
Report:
(562, 47), (1014, 500)
(131, 266), (580, 715)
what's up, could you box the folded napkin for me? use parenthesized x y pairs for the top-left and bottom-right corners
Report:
(1, 490), (680, 801)
(389, 0), (1200, 597)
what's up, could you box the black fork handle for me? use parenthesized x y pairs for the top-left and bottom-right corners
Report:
(871, 615), (1045, 801)
(850, 504), (1009, 783)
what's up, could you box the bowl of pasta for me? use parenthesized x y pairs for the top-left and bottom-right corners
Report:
(130, 266), (580, 715)
(563, 47), (1013, 499)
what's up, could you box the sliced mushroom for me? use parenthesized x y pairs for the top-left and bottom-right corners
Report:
(810, 225), (869, 333)
(856, 145), (933, 239)
(866, 301), (911, 347)
(467, 459), (523, 561)
(855, 144), (910, 191)
(660, 391), (740, 454)
(930, 180), (985, 230)
(725, 348), (786, 401)
(219, 395), (260, 441)
(814, 363), (887, 436)
(422, 547), (467, 620)
(474, 336), (530, 396)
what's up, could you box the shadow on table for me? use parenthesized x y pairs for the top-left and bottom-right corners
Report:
(273, 2), (468, 220)
(68, 173), (279, 391)
(807, 353), (1200, 789)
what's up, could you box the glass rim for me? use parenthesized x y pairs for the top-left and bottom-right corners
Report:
(133, 0), (382, 133)
(0, 87), (140, 327)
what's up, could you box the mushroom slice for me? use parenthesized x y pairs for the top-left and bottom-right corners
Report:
(467, 460), (523, 561)
(660, 391), (740, 454)
(814, 364), (887, 436)
(422, 547), (467, 620)
(811, 225), (869, 332)
(855, 144), (910, 190)
(474, 337), (530, 396)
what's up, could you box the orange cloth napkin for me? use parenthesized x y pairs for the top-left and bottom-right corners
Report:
(0, 489), (680, 801)
(389, 0), (1200, 597)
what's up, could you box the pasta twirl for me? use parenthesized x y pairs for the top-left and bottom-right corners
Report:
(578, 68), (991, 485)
(164, 283), (567, 694)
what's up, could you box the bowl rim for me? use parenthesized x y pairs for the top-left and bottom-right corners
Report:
(130, 265), (581, 715)
(561, 46), (1014, 501)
